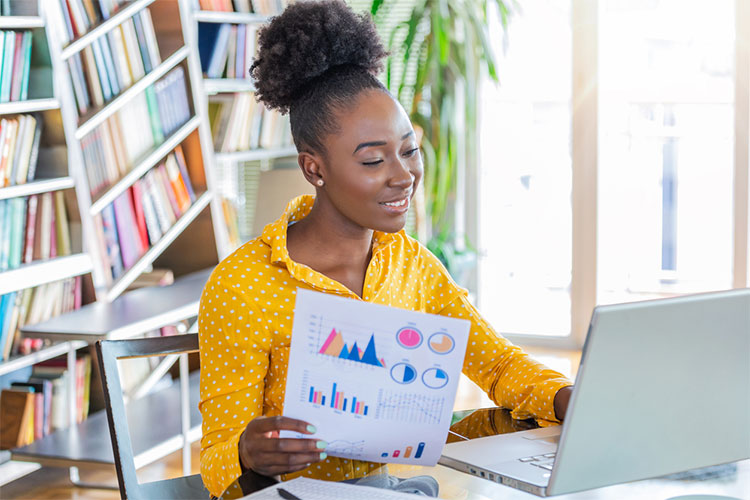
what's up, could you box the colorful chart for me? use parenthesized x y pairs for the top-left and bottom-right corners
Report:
(422, 368), (449, 389)
(428, 332), (455, 354)
(390, 363), (417, 384)
(308, 382), (369, 415)
(396, 326), (422, 349)
(318, 329), (386, 367)
(380, 441), (426, 459)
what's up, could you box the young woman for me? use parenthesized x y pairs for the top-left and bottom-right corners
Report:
(198, 1), (573, 497)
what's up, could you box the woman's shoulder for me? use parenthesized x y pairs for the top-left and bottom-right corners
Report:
(206, 236), (272, 288)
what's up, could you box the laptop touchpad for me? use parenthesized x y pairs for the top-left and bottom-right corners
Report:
(521, 427), (561, 445)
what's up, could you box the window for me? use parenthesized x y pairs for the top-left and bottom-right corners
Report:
(477, 0), (747, 344)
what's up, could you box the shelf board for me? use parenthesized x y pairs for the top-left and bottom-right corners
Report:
(0, 17), (44, 29)
(105, 191), (213, 301)
(60, 0), (157, 61)
(0, 177), (75, 201)
(89, 116), (201, 216)
(202, 78), (255, 94)
(0, 460), (41, 487)
(0, 341), (87, 377)
(20, 267), (212, 341)
(75, 46), (190, 140)
(0, 98), (60, 115)
(11, 371), (201, 470)
(0, 254), (93, 296)
(193, 10), (270, 24)
(214, 146), (297, 163)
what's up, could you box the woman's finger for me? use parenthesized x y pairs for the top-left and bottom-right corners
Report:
(249, 437), (325, 454)
(248, 415), (316, 435)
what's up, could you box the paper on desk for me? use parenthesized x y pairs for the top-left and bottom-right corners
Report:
(281, 289), (470, 466)
(239, 477), (424, 499)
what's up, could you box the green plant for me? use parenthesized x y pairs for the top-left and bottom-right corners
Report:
(368, 0), (514, 278)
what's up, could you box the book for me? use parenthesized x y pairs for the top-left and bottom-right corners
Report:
(22, 194), (38, 263)
(0, 388), (34, 448)
(1, 31), (16, 102)
(112, 189), (142, 269)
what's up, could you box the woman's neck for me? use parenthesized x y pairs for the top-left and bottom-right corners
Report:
(286, 198), (374, 295)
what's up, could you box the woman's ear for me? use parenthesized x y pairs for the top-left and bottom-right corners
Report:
(298, 152), (325, 187)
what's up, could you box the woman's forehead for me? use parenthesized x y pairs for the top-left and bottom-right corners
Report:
(334, 90), (412, 141)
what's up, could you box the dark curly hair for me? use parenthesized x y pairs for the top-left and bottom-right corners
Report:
(250, 0), (389, 154)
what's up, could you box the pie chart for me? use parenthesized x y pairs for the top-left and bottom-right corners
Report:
(428, 333), (454, 354)
(422, 368), (449, 389)
(396, 327), (422, 349)
(390, 363), (417, 384)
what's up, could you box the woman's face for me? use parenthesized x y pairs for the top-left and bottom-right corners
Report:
(317, 89), (423, 234)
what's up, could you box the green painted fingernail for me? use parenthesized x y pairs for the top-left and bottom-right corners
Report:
(306, 425), (317, 433)
(320, 452), (327, 460)
(316, 441), (327, 449)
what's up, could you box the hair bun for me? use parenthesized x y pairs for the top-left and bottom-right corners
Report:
(251, 0), (387, 113)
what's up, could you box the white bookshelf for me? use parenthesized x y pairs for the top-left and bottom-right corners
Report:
(0, 177), (75, 201)
(0, 98), (60, 115)
(202, 78), (255, 94)
(58, 0), (157, 61)
(75, 46), (191, 139)
(214, 145), (297, 163)
(190, 4), (295, 252)
(0, 254), (93, 295)
(44, 0), (224, 300)
(0, 16), (45, 29)
(192, 10), (269, 24)
(0, 0), (94, 390)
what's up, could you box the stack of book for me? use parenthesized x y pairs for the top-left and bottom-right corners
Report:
(0, 352), (91, 449)
(198, 23), (257, 79)
(0, 113), (42, 187)
(0, 276), (83, 361)
(195, 0), (287, 15)
(67, 8), (161, 115)
(54, 0), (129, 44)
(82, 66), (192, 197)
(208, 92), (291, 152)
(0, 191), (74, 271)
(0, 30), (33, 103)
(94, 146), (196, 283)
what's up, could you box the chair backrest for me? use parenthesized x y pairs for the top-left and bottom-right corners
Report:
(96, 334), (207, 499)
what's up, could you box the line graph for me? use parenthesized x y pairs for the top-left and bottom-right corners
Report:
(374, 389), (446, 425)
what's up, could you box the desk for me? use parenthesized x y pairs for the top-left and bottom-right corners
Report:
(219, 408), (750, 499)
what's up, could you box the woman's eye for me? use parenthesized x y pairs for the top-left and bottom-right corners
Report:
(362, 160), (383, 166)
(402, 148), (420, 158)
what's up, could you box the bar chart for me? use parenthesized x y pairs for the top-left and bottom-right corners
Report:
(380, 441), (426, 460)
(307, 381), (369, 416)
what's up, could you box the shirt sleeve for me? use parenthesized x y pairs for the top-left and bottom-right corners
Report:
(198, 272), (271, 498)
(438, 293), (572, 425)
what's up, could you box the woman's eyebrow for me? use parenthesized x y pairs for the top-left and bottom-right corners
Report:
(352, 131), (415, 154)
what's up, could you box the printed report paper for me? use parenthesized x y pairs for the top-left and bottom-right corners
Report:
(281, 289), (470, 465)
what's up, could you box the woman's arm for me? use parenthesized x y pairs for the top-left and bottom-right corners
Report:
(198, 275), (271, 497)
(439, 294), (573, 425)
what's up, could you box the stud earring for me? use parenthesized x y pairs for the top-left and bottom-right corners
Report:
(316, 179), (324, 187)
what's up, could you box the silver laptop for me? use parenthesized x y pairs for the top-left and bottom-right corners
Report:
(440, 289), (750, 496)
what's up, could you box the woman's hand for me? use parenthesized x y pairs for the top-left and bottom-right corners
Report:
(238, 416), (327, 476)
(553, 386), (574, 421)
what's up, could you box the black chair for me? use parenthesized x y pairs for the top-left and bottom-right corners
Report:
(96, 334), (209, 499)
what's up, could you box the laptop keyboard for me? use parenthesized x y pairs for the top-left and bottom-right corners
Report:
(518, 453), (556, 471)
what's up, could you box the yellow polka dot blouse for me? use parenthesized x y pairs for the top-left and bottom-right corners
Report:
(198, 195), (572, 497)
